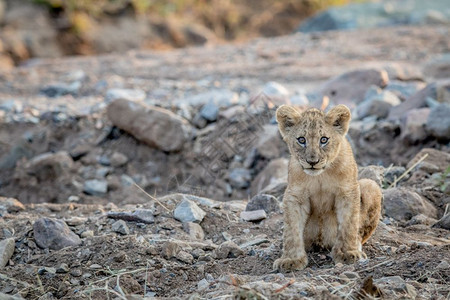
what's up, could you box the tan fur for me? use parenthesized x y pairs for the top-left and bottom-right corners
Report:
(273, 105), (382, 271)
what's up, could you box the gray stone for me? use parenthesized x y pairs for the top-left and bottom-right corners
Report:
(356, 89), (400, 120)
(407, 148), (450, 173)
(199, 101), (219, 121)
(385, 81), (424, 100)
(33, 218), (81, 250)
(432, 213), (450, 230)
(407, 214), (437, 226)
(436, 80), (450, 104)
(388, 83), (437, 120)
(426, 103), (450, 141)
(177, 89), (238, 108)
(197, 278), (209, 291)
(0, 238), (15, 268)
(246, 194), (280, 214)
(105, 88), (146, 103)
(316, 69), (389, 109)
(358, 165), (385, 187)
(40, 82), (81, 98)
(228, 168), (252, 189)
(400, 108), (430, 143)
(384, 166), (407, 185)
(176, 250), (194, 264)
(383, 188), (438, 221)
(83, 179), (108, 196)
(254, 124), (286, 159)
(240, 209), (267, 222)
(111, 220), (130, 235)
(174, 199), (206, 223)
(56, 263), (70, 273)
(108, 209), (155, 224)
(183, 222), (205, 240)
(424, 54), (450, 79)
(107, 99), (192, 152)
(215, 241), (244, 259)
(109, 152), (128, 167)
(161, 241), (181, 259)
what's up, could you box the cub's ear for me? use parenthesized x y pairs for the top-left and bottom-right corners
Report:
(325, 104), (351, 135)
(276, 105), (301, 138)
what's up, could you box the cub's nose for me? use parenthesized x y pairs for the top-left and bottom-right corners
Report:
(307, 159), (319, 167)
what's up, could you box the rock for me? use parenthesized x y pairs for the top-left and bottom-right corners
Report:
(197, 278), (209, 291)
(109, 152), (128, 167)
(424, 54), (450, 79)
(383, 188), (438, 221)
(251, 158), (288, 196)
(254, 124), (286, 159)
(262, 81), (289, 98)
(375, 276), (405, 285)
(400, 108), (430, 143)
(111, 220), (130, 235)
(33, 218), (81, 250)
(246, 194), (280, 214)
(199, 101), (219, 122)
(228, 168), (252, 189)
(436, 260), (450, 269)
(436, 80), (450, 104)
(260, 180), (288, 200)
(108, 209), (155, 224)
(358, 165), (385, 187)
(83, 179), (108, 196)
(174, 200), (206, 223)
(384, 166), (407, 185)
(343, 271), (359, 280)
(385, 81), (424, 100)
(183, 222), (205, 240)
(0, 197), (25, 213)
(316, 69), (389, 108)
(24, 151), (73, 181)
(107, 99), (192, 152)
(388, 83), (437, 120)
(105, 88), (146, 103)
(0, 238), (15, 268)
(356, 88), (401, 120)
(239, 238), (270, 249)
(240, 209), (267, 222)
(176, 250), (194, 264)
(432, 214), (450, 230)
(40, 82), (80, 98)
(426, 103), (450, 141)
(406, 214), (438, 226)
(161, 241), (181, 259)
(56, 263), (70, 273)
(215, 241), (244, 259)
(407, 148), (450, 173)
(81, 230), (94, 238)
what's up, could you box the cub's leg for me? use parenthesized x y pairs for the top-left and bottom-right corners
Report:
(273, 193), (310, 271)
(359, 179), (382, 244)
(331, 186), (367, 264)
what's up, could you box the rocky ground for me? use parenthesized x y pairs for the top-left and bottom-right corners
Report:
(0, 24), (449, 299)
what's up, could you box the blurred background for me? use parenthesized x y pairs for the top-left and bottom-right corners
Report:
(1, 0), (449, 70)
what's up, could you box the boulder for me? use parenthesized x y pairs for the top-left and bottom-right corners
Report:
(316, 69), (389, 109)
(426, 103), (450, 141)
(407, 148), (450, 173)
(388, 83), (437, 120)
(24, 151), (73, 181)
(107, 99), (192, 152)
(33, 218), (82, 250)
(383, 188), (438, 221)
(251, 158), (288, 196)
(246, 194), (280, 214)
(400, 108), (430, 143)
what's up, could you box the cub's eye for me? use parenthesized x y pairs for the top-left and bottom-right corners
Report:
(320, 137), (329, 145)
(297, 137), (306, 146)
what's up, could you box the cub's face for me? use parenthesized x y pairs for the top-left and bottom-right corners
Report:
(276, 105), (351, 176)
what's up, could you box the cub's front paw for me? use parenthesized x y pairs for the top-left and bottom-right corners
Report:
(273, 256), (308, 271)
(332, 248), (367, 264)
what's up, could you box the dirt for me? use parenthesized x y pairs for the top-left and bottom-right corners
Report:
(0, 24), (449, 299)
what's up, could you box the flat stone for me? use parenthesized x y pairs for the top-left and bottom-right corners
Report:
(107, 99), (192, 152)
(33, 218), (81, 250)
(111, 220), (130, 235)
(240, 209), (267, 222)
(108, 209), (155, 224)
(0, 238), (15, 268)
(83, 179), (108, 196)
(174, 199), (206, 223)
(40, 82), (80, 98)
(239, 238), (269, 249)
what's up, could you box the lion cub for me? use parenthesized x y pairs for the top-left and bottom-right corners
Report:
(273, 104), (382, 271)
